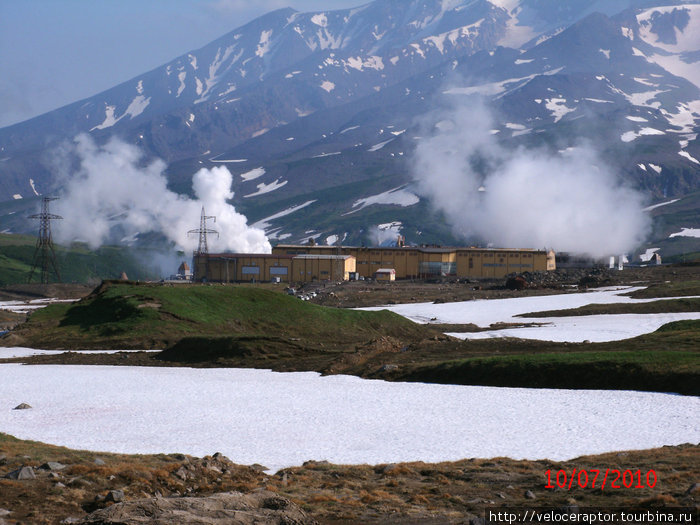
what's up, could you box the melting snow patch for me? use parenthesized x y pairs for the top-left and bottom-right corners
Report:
(679, 151), (700, 164)
(626, 90), (668, 108)
(311, 13), (328, 27)
(12, 194), (22, 200)
(211, 158), (247, 163)
(545, 98), (576, 123)
(339, 125), (359, 134)
(621, 128), (665, 142)
(634, 77), (657, 87)
(363, 287), (700, 343)
(177, 72), (187, 97)
(649, 164), (662, 174)
(29, 178), (39, 196)
(1, 364), (696, 473)
(505, 123), (526, 130)
(256, 30), (273, 58)
(643, 199), (679, 212)
(368, 139), (394, 151)
(514, 58), (534, 65)
(320, 80), (335, 92)
(626, 116), (648, 122)
(312, 152), (341, 158)
(252, 128), (269, 138)
(252, 200), (316, 231)
(244, 179), (287, 198)
(669, 228), (700, 238)
(239, 167), (266, 181)
(599, 49), (610, 59)
(347, 186), (419, 214)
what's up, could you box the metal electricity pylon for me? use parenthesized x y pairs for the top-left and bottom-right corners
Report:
(28, 196), (63, 284)
(187, 207), (218, 281)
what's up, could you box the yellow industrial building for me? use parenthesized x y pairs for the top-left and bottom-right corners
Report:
(193, 253), (355, 283)
(193, 244), (554, 283)
(272, 244), (555, 279)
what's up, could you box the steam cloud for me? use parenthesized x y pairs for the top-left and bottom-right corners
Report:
(53, 134), (271, 255)
(412, 99), (650, 257)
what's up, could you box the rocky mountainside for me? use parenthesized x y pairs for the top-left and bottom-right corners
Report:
(1, 0), (698, 259)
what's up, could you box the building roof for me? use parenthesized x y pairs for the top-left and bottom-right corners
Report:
(206, 253), (295, 259)
(292, 254), (354, 260)
(273, 244), (549, 254)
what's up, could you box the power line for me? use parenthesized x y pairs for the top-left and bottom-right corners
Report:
(28, 196), (63, 284)
(188, 206), (218, 281)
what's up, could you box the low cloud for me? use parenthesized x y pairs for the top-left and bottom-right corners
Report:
(53, 134), (270, 256)
(412, 98), (650, 258)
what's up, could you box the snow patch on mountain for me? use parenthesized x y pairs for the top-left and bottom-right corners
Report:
(347, 186), (419, 214)
(368, 138), (394, 151)
(345, 55), (384, 72)
(177, 71), (187, 97)
(644, 199), (680, 211)
(621, 127), (665, 142)
(244, 178), (287, 198)
(239, 167), (266, 181)
(678, 150), (700, 164)
(252, 200), (316, 231)
(545, 98), (576, 123)
(256, 30), (273, 58)
(669, 227), (700, 238)
(90, 95), (150, 131)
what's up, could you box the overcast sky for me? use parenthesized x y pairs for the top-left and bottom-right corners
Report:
(0, 0), (360, 128)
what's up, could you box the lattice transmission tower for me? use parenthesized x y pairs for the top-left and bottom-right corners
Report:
(28, 196), (63, 284)
(188, 207), (218, 281)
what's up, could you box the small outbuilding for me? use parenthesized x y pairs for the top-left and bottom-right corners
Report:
(375, 268), (396, 282)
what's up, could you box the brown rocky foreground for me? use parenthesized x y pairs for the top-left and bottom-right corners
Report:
(0, 434), (698, 525)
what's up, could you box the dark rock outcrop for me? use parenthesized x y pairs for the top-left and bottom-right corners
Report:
(78, 490), (318, 525)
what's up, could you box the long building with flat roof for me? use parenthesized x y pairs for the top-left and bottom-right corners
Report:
(192, 243), (555, 283)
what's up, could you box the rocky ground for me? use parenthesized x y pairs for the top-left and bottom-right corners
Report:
(299, 265), (700, 308)
(0, 265), (697, 523)
(0, 433), (698, 525)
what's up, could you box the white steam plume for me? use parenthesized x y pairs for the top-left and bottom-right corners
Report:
(412, 100), (650, 257)
(53, 134), (271, 254)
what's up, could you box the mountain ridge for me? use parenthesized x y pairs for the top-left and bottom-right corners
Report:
(1, 0), (698, 260)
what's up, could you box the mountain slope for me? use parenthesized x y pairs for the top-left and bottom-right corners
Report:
(0, 0), (698, 261)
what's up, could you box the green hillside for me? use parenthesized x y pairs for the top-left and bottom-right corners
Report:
(0, 233), (163, 285)
(8, 281), (432, 351)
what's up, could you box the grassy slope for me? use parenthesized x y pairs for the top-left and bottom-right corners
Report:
(5, 279), (699, 394)
(516, 297), (700, 317)
(384, 320), (700, 395)
(0, 233), (159, 285)
(623, 278), (700, 298)
(8, 281), (433, 351)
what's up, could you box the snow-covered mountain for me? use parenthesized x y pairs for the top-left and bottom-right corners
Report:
(1, 0), (699, 258)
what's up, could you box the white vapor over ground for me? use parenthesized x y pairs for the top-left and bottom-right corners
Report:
(53, 134), (270, 255)
(412, 100), (650, 257)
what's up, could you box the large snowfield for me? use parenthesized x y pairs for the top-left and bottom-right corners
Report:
(1, 286), (698, 472)
(0, 364), (698, 473)
(361, 287), (700, 342)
